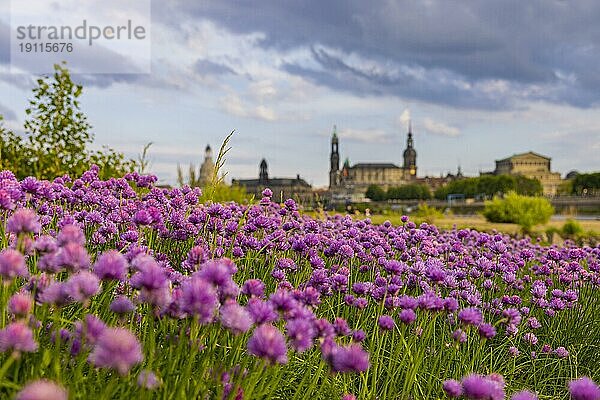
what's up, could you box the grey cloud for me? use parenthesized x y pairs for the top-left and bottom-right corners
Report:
(193, 59), (236, 77)
(162, 0), (600, 109)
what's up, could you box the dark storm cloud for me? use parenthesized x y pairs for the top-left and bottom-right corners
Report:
(162, 0), (600, 108)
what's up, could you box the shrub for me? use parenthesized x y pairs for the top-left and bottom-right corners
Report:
(482, 192), (554, 233)
(561, 219), (584, 239)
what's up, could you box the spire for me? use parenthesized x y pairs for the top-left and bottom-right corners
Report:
(332, 124), (338, 141)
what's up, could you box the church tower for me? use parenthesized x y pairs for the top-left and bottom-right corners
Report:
(402, 121), (417, 179)
(199, 144), (215, 186)
(259, 158), (269, 183)
(329, 125), (340, 188)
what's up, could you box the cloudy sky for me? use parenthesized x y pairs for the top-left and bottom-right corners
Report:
(1, 0), (599, 187)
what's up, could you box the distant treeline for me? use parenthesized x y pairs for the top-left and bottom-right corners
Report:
(366, 183), (431, 201)
(365, 175), (543, 201)
(569, 173), (600, 195)
(433, 174), (542, 200)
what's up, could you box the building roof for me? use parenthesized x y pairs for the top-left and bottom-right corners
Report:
(350, 163), (400, 169)
(495, 151), (551, 163)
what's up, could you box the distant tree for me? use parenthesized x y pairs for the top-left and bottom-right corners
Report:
(514, 175), (543, 196)
(482, 192), (554, 233)
(365, 185), (386, 201)
(1, 63), (136, 180)
(387, 184), (431, 200)
(25, 63), (93, 178)
(571, 172), (600, 195)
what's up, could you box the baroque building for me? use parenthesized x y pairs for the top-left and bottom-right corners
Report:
(492, 151), (562, 196)
(232, 159), (313, 204)
(329, 124), (417, 192)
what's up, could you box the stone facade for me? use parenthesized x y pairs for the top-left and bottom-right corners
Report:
(493, 151), (562, 196)
(329, 125), (417, 193)
(232, 159), (314, 204)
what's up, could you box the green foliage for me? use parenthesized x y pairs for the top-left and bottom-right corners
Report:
(561, 219), (584, 238)
(435, 174), (543, 200)
(412, 203), (443, 224)
(0, 63), (135, 180)
(386, 184), (431, 200)
(203, 182), (250, 203)
(365, 184), (431, 201)
(365, 184), (386, 201)
(571, 172), (600, 195)
(482, 192), (554, 233)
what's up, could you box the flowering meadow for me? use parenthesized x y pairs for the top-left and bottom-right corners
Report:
(0, 166), (599, 399)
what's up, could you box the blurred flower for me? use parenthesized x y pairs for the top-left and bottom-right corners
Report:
(88, 327), (143, 375)
(247, 324), (288, 364)
(16, 379), (67, 400)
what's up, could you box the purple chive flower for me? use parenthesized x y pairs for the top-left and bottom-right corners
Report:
(16, 379), (68, 400)
(247, 324), (288, 364)
(443, 379), (463, 398)
(65, 271), (100, 303)
(352, 329), (366, 342)
(511, 391), (538, 400)
(56, 243), (90, 272)
(133, 210), (153, 226)
(56, 224), (85, 246)
(378, 315), (395, 331)
(478, 323), (497, 339)
(0, 321), (38, 353)
(242, 279), (265, 298)
(7, 208), (41, 235)
(262, 188), (273, 197)
(458, 307), (483, 326)
(88, 327), (143, 375)
(461, 374), (504, 400)
(453, 329), (467, 343)
(246, 298), (278, 325)
(7, 292), (33, 317)
(399, 309), (416, 325)
(0, 248), (28, 280)
(554, 346), (569, 358)
(220, 300), (253, 335)
(329, 343), (369, 373)
(93, 250), (128, 281)
(286, 318), (316, 352)
(180, 276), (218, 323)
(523, 332), (538, 345)
(569, 377), (600, 400)
(80, 314), (107, 346)
(110, 296), (136, 315)
(137, 370), (161, 389)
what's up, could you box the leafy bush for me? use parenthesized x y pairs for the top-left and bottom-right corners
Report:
(561, 219), (584, 239)
(482, 192), (554, 233)
(0, 63), (135, 180)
